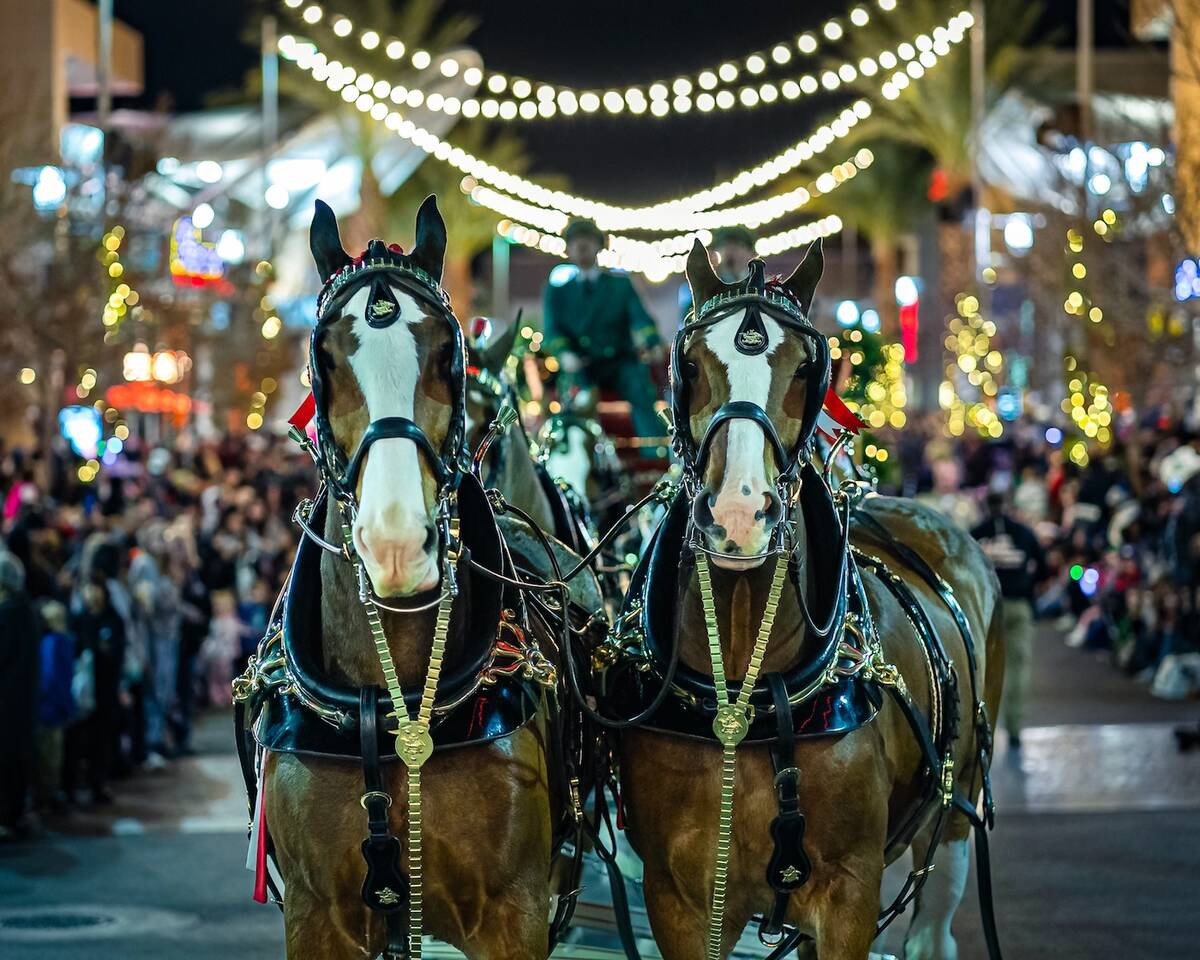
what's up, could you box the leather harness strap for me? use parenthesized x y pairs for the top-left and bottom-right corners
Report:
(358, 686), (411, 960)
(850, 514), (1003, 960)
(757, 671), (812, 946)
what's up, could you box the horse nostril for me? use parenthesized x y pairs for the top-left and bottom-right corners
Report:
(761, 490), (783, 527)
(692, 488), (724, 536)
(422, 524), (438, 552)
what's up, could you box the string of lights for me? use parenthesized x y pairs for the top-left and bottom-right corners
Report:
(1060, 355), (1113, 464)
(282, 0), (904, 122)
(940, 293), (1005, 439)
(283, 10), (970, 233)
(1063, 213), (1118, 325)
(281, 11), (970, 128)
(496, 214), (845, 281)
(99, 226), (141, 335)
(459, 149), (873, 244)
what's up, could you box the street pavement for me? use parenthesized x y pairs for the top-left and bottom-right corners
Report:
(1, 625), (1197, 959)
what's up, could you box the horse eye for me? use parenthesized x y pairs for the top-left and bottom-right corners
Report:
(684, 360), (700, 381)
(793, 361), (812, 378)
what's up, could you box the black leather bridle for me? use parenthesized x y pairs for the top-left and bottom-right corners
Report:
(671, 259), (831, 487)
(308, 239), (468, 506)
(295, 239), (470, 609)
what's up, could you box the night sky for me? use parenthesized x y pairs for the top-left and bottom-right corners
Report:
(109, 0), (1143, 202)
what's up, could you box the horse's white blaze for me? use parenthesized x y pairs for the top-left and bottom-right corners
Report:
(346, 284), (437, 595)
(546, 425), (593, 498)
(904, 839), (969, 960)
(703, 309), (784, 555)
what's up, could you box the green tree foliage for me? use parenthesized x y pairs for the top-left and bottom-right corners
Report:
(837, 0), (1050, 193)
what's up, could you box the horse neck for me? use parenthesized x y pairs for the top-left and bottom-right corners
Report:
(675, 510), (810, 681)
(318, 503), (470, 690)
(495, 422), (557, 532)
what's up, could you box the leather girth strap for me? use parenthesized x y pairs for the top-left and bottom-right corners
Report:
(358, 686), (410, 960)
(758, 672), (812, 946)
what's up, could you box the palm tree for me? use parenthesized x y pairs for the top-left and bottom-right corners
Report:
(804, 140), (933, 337)
(383, 122), (534, 312)
(248, 0), (535, 308)
(835, 0), (1049, 198)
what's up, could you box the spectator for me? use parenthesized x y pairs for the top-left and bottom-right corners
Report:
(0, 551), (40, 837)
(130, 529), (181, 769)
(972, 491), (1048, 750)
(35, 600), (75, 812)
(66, 582), (126, 804)
(201, 590), (244, 707)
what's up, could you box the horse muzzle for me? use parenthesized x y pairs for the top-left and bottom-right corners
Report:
(353, 517), (440, 597)
(691, 484), (783, 569)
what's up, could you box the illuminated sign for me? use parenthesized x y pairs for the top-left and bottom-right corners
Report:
(170, 217), (225, 286)
(58, 406), (102, 458)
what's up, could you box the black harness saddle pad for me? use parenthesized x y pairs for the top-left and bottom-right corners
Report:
(253, 475), (541, 761)
(255, 680), (540, 761)
(607, 471), (880, 743)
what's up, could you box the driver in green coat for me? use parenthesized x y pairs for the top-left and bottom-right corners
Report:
(542, 218), (664, 440)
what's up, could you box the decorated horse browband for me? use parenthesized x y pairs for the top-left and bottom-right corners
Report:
(316, 239), (452, 324)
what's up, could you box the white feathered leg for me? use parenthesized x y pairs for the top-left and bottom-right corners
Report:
(903, 839), (969, 960)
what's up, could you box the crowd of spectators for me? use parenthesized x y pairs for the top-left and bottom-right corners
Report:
(0, 431), (312, 840)
(3, 407), (1198, 838)
(897, 414), (1200, 744)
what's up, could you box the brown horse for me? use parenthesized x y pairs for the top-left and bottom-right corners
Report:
(617, 240), (1004, 959)
(464, 319), (558, 535)
(258, 198), (559, 959)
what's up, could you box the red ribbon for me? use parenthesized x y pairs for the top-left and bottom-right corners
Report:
(252, 764), (269, 904)
(823, 386), (864, 434)
(288, 392), (316, 430)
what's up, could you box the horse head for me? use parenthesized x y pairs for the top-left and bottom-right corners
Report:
(676, 237), (827, 568)
(308, 195), (463, 598)
(464, 316), (519, 453)
(539, 387), (609, 502)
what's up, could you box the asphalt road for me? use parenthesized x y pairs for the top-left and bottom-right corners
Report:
(2, 624), (1197, 959)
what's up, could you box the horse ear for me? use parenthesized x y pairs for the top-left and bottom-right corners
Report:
(685, 237), (723, 311)
(410, 194), (447, 282)
(309, 199), (350, 283)
(477, 319), (519, 376)
(783, 238), (824, 315)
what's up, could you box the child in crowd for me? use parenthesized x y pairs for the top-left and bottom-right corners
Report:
(201, 590), (243, 706)
(35, 601), (75, 811)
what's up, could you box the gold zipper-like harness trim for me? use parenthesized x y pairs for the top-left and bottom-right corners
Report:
(695, 549), (790, 960)
(340, 512), (459, 960)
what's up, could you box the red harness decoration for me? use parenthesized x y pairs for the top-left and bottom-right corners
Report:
(288, 392), (316, 431)
(251, 754), (270, 904)
(820, 386), (864, 436)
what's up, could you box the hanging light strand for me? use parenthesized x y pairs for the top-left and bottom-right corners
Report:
(497, 214), (845, 281)
(284, 9), (969, 232)
(458, 147), (874, 241)
(282, 0), (905, 123)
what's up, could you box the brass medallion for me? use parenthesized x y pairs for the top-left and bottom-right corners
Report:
(737, 328), (766, 350)
(376, 886), (402, 906)
(369, 299), (396, 320)
(712, 703), (749, 745)
(395, 722), (434, 767)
